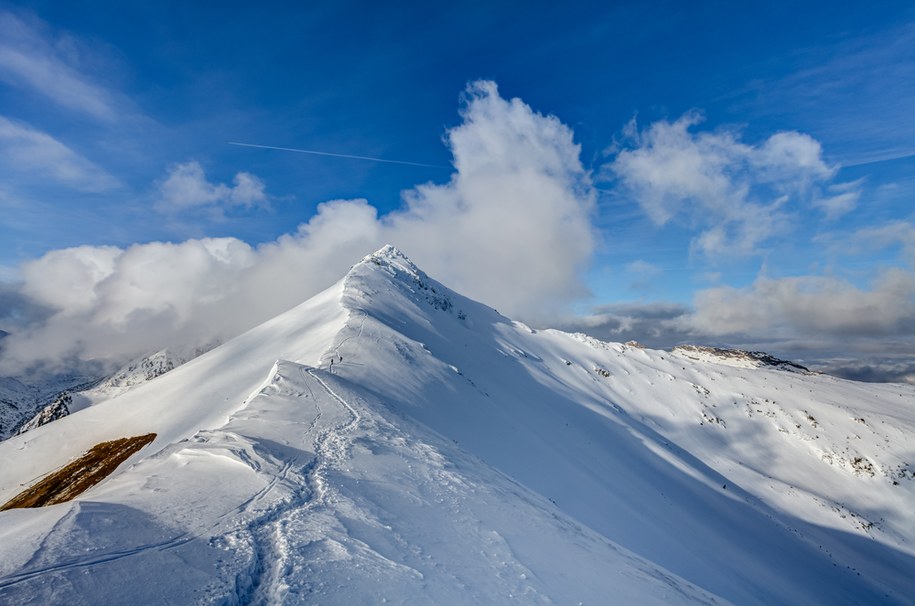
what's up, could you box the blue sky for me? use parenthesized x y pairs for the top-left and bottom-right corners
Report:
(1, 1), (915, 381)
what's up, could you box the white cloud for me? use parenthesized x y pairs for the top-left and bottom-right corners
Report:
(813, 190), (860, 220)
(386, 80), (595, 312)
(0, 116), (118, 191)
(154, 161), (269, 214)
(813, 180), (863, 220)
(683, 269), (915, 338)
(850, 221), (915, 264)
(608, 112), (857, 256)
(20, 245), (122, 315)
(750, 131), (834, 182)
(0, 11), (120, 121)
(626, 260), (660, 275)
(0, 81), (596, 372)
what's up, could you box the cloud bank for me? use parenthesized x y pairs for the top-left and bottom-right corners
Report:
(0, 81), (595, 372)
(685, 270), (915, 339)
(561, 263), (915, 384)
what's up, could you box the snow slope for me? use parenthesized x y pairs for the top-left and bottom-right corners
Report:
(0, 246), (913, 604)
(10, 344), (219, 437)
(0, 369), (101, 439)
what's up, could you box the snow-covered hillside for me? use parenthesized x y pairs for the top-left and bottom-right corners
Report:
(0, 369), (101, 440)
(0, 246), (912, 604)
(6, 345), (214, 438)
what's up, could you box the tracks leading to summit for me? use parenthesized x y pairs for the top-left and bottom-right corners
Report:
(240, 365), (362, 606)
(303, 367), (361, 503)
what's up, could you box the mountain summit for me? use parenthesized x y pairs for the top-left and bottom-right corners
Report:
(0, 246), (913, 604)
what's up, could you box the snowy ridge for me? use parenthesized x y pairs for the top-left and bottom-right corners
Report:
(0, 246), (913, 604)
(0, 345), (205, 440)
(0, 370), (101, 440)
(8, 344), (218, 438)
(671, 344), (811, 372)
(96, 348), (182, 390)
(68, 345), (218, 412)
(0, 376), (39, 438)
(13, 393), (71, 436)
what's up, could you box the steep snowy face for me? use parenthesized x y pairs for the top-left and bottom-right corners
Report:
(100, 348), (180, 388)
(0, 276), (350, 504)
(0, 376), (39, 437)
(0, 370), (104, 440)
(12, 393), (71, 436)
(0, 245), (913, 605)
(10, 348), (201, 437)
(326, 247), (915, 604)
(0, 246), (729, 605)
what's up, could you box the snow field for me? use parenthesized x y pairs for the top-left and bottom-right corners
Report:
(0, 245), (913, 604)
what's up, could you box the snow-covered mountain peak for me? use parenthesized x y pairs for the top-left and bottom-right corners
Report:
(354, 244), (429, 290)
(363, 243), (414, 267)
(102, 348), (179, 388)
(1, 246), (914, 604)
(343, 245), (474, 324)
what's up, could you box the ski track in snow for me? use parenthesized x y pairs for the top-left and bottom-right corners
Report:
(237, 366), (361, 606)
(1, 246), (913, 605)
(0, 533), (195, 590)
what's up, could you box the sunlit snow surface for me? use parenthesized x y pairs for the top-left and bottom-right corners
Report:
(1, 246), (913, 604)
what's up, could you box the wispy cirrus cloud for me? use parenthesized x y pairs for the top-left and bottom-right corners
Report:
(851, 221), (915, 263)
(0, 116), (118, 192)
(734, 22), (915, 168)
(813, 180), (862, 220)
(0, 11), (122, 121)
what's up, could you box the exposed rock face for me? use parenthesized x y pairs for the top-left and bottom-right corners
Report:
(14, 393), (71, 436)
(100, 349), (180, 390)
(672, 344), (810, 373)
(0, 433), (157, 510)
(5, 346), (216, 439)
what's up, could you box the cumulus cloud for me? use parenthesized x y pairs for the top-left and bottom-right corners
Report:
(0, 81), (595, 372)
(607, 112), (857, 256)
(387, 80), (595, 310)
(154, 161), (269, 215)
(0, 116), (118, 191)
(0, 11), (121, 121)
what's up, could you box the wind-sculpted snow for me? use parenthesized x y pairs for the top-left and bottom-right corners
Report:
(0, 361), (725, 604)
(0, 245), (913, 604)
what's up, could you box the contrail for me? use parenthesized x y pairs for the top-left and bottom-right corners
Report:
(228, 141), (449, 169)
(839, 149), (915, 168)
